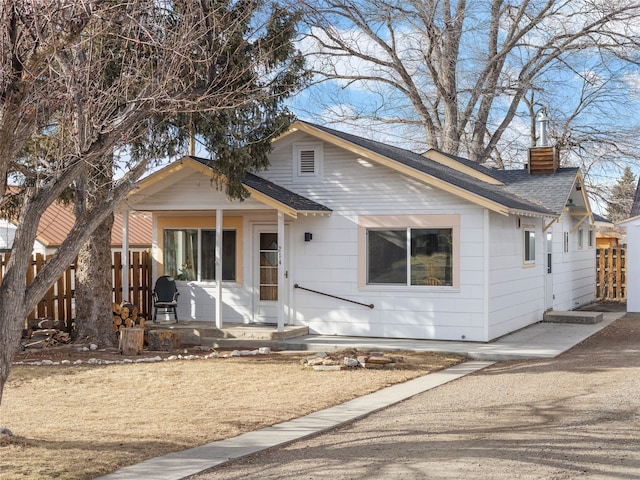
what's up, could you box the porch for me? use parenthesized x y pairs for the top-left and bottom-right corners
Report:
(147, 321), (309, 349)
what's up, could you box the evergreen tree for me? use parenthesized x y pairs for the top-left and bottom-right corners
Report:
(606, 167), (636, 223)
(0, 0), (307, 409)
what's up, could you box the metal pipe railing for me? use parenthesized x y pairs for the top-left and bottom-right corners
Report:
(293, 283), (374, 309)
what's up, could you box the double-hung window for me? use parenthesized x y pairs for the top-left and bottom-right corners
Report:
(367, 228), (453, 286)
(163, 229), (236, 282)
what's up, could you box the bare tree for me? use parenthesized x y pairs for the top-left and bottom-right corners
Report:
(0, 0), (304, 408)
(298, 0), (640, 169)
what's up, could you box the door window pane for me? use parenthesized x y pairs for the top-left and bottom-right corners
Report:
(260, 233), (278, 300)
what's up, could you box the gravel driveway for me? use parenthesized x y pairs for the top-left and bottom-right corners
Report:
(188, 313), (640, 480)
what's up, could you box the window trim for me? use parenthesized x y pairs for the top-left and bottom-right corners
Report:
(523, 226), (536, 265)
(357, 214), (460, 289)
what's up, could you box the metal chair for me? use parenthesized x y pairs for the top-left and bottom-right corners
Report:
(153, 276), (179, 323)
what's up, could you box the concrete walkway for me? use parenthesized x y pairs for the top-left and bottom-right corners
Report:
(96, 311), (624, 480)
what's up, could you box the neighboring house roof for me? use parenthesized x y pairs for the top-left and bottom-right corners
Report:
(292, 121), (584, 218)
(37, 202), (152, 247)
(592, 213), (612, 225)
(4, 199), (152, 248)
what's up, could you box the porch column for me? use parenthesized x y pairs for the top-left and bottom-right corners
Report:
(122, 209), (129, 302)
(215, 209), (223, 328)
(277, 211), (285, 332)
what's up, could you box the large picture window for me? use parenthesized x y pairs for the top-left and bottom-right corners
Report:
(367, 228), (453, 286)
(164, 229), (236, 282)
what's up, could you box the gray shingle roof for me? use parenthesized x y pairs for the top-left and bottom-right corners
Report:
(305, 122), (579, 216)
(188, 156), (332, 214)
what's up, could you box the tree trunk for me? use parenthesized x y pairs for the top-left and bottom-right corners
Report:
(74, 213), (117, 347)
(0, 188), (49, 406)
(0, 277), (28, 406)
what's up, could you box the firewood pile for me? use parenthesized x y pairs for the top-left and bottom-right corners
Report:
(21, 318), (71, 351)
(112, 302), (146, 334)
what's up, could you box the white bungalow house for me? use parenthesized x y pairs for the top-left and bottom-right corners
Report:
(122, 121), (596, 342)
(618, 179), (640, 312)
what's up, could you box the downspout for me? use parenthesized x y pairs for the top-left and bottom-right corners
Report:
(483, 208), (490, 342)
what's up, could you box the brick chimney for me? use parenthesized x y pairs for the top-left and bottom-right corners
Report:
(528, 110), (558, 174)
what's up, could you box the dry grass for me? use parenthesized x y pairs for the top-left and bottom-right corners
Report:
(0, 350), (464, 480)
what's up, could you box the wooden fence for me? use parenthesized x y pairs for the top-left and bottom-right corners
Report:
(0, 251), (152, 330)
(596, 247), (626, 301)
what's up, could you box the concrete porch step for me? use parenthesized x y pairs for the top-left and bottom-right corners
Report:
(543, 310), (603, 324)
(147, 322), (308, 347)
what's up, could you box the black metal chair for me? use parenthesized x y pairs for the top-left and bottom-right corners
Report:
(153, 276), (179, 323)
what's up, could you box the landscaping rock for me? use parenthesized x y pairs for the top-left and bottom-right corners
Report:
(301, 349), (400, 370)
(343, 357), (359, 368)
(312, 365), (342, 371)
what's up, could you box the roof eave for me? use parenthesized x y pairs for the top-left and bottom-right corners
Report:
(242, 185), (332, 219)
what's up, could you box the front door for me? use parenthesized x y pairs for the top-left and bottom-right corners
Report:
(253, 226), (289, 323)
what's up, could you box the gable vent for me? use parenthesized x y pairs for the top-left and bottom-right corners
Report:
(299, 150), (316, 174)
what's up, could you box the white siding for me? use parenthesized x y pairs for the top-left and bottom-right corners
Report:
(625, 221), (640, 312)
(486, 209), (596, 340)
(487, 213), (545, 339)
(265, 132), (488, 341)
(0, 219), (16, 250)
(549, 211), (596, 310)
(130, 169), (268, 212)
(0, 219), (48, 255)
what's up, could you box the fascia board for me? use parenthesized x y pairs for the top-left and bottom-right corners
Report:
(423, 149), (504, 185)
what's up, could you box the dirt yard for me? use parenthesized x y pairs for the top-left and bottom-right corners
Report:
(188, 314), (640, 480)
(0, 344), (464, 480)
